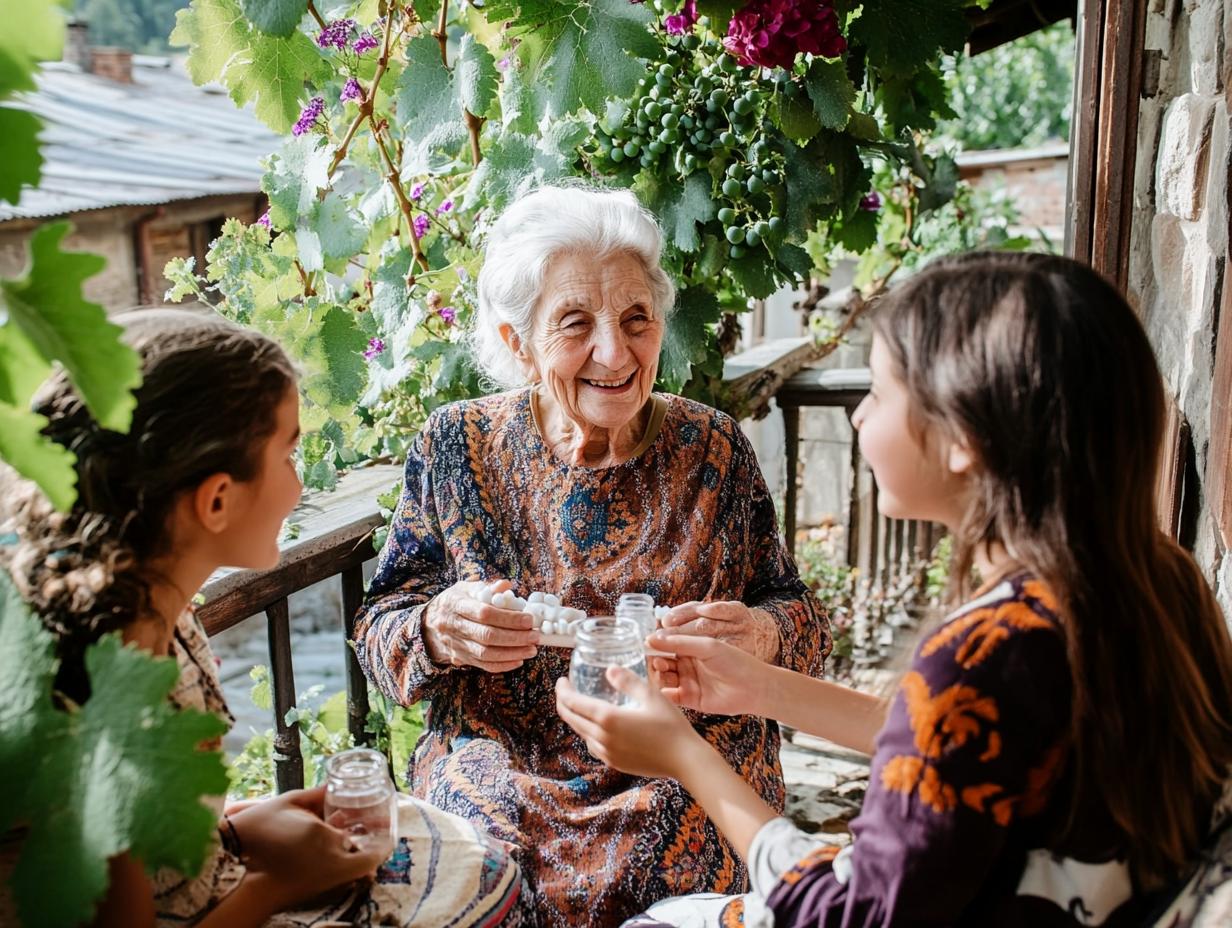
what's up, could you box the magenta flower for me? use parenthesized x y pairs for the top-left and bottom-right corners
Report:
(256, 210), (271, 229)
(435, 199), (453, 215)
(292, 96), (325, 136)
(410, 182), (426, 200)
(664, 0), (698, 35)
(723, 0), (846, 70)
(438, 306), (457, 325)
(413, 214), (430, 238)
(352, 31), (379, 54)
(341, 77), (363, 102)
(317, 19), (355, 50)
(860, 192), (882, 212)
(363, 337), (386, 360)
(496, 55), (512, 72)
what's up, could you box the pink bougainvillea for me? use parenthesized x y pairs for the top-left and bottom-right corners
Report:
(723, 0), (846, 70)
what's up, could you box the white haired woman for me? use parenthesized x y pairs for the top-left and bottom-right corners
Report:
(354, 185), (830, 926)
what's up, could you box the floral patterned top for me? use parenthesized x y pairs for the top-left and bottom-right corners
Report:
(354, 388), (830, 927)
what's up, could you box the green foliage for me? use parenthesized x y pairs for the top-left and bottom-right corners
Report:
(74, 0), (193, 53)
(0, 573), (230, 928)
(230, 666), (424, 796)
(0, 1), (142, 512)
(937, 20), (1074, 150)
(165, 0), (987, 487)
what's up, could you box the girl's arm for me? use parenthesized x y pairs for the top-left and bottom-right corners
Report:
(759, 664), (888, 755)
(92, 855), (278, 928)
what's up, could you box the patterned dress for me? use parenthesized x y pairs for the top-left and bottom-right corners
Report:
(628, 573), (1162, 928)
(354, 389), (830, 927)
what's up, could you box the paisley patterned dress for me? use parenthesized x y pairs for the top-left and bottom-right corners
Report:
(354, 389), (830, 927)
(628, 573), (1167, 928)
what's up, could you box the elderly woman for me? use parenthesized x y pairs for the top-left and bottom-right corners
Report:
(354, 185), (830, 926)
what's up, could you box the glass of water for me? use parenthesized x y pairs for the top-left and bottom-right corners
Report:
(323, 747), (397, 858)
(569, 616), (648, 706)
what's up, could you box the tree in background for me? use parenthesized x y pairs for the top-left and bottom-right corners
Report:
(938, 19), (1075, 151)
(74, 0), (189, 53)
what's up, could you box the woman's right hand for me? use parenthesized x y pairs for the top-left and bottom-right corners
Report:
(648, 632), (770, 717)
(421, 579), (539, 673)
(226, 786), (387, 911)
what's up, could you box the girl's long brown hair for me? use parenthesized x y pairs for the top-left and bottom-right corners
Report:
(0, 308), (296, 706)
(873, 251), (1232, 888)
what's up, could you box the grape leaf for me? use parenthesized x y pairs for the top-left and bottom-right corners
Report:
(805, 59), (855, 131)
(849, 0), (970, 77)
(171, 0), (331, 134)
(772, 95), (821, 142)
(529, 0), (657, 119)
(782, 139), (838, 239)
(0, 0), (62, 96)
(262, 135), (331, 229)
(240, 0), (308, 36)
(728, 253), (778, 300)
(0, 222), (142, 434)
(659, 286), (719, 392)
(465, 131), (540, 213)
(0, 108), (42, 205)
(658, 172), (715, 253)
(0, 402), (76, 511)
(0, 318), (49, 405)
(775, 242), (816, 282)
(311, 192), (366, 262)
(369, 247), (422, 332)
(835, 208), (879, 252)
(458, 34), (499, 119)
(395, 34), (469, 153)
(0, 573), (229, 928)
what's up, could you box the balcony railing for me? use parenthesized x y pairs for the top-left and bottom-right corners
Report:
(200, 339), (934, 792)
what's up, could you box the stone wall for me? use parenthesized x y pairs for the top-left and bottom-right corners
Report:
(1128, 0), (1231, 617)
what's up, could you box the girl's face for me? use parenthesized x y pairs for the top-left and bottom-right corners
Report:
(220, 388), (304, 570)
(851, 335), (971, 529)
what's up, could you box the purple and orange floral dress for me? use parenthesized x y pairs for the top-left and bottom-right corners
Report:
(629, 572), (1158, 928)
(354, 389), (830, 927)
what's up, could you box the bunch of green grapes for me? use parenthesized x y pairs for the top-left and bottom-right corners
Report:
(589, 29), (803, 260)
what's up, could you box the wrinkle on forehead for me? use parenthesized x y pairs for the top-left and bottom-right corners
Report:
(540, 253), (654, 318)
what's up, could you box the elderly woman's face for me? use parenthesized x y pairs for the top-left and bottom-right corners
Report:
(525, 251), (663, 432)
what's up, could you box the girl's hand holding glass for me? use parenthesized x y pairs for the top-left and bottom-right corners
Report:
(555, 667), (706, 780)
(647, 632), (769, 718)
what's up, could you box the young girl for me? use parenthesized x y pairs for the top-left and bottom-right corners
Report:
(0, 309), (526, 927)
(557, 252), (1232, 926)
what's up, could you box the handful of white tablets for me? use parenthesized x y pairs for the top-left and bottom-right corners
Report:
(474, 583), (588, 638)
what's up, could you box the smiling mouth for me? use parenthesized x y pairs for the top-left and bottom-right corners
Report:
(582, 371), (636, 390)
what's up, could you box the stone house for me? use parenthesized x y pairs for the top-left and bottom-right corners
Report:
(0, 26), (276, 311)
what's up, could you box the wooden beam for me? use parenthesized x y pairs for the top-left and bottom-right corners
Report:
(1207, 252), (1232, 550)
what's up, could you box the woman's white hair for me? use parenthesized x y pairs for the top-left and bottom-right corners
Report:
(471, 183), (677, 389)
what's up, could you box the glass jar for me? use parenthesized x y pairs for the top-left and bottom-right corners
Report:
(616, 592), (656, 637)
(323, 747), (397, 857)
(569, 616), (648, 706)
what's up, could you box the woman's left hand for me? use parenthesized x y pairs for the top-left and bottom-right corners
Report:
(659, 601), (780, 663)
(555, 669), (706, 780)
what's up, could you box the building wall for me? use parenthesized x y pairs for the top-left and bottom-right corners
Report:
(1128, 0), (1231, 615)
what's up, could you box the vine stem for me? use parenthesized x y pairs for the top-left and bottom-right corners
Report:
(432, 0), (450, 67)
(464, 109), (484, 166)
(327, 9), (399, 176)
(373, 121), (430, 274)
(306, 0), (327, 31)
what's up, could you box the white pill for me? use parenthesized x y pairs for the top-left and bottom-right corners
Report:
(528, 591), (545, 604)
(543, 620), (557, 635)
(526, 603), (544, 619)
(476, 586), (494, 605)
(654, 605), (670, 620)
(509, 594), (528, 610)
(559, 607), (586, 624)
(544, 593), (561, 608)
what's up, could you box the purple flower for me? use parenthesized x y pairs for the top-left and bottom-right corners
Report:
(256, 210), (271, 229)
(859, 192), (882, 212)
(352, 31), (379, 54)
(413, 214), (430, 238)
(341, 77), (363, 102)
(438, 306), (457, 325)
(435, 199), (453, 215)
(363, 337), (386, 360)
(496, 55), (512, 72)
(664, 0), (698, 35)
(724, 0), (846, 70)
(317, 19), (355, 50)
(292, 96), (325, 136)
(410, 182), (426, 200)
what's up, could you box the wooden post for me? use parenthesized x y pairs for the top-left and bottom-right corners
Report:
(266, 598), (304, 793)
(783, 404), (801, 555)
(340, 565), (372, 746)
(846, 413), (862, 568)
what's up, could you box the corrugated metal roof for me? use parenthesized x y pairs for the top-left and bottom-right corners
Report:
(0, 58), (280, 222)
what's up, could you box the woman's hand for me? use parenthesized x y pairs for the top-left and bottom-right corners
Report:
(659, 601), (780, 662)
(226, 786), (387, 911)
(422, 579), (539, 673)
(647, 633), (772, 717)
(555, 668), (707, 781)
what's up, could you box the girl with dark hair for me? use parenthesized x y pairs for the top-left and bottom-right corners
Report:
(0, 309), (526, 927)
(557, 252), (1232, 927)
